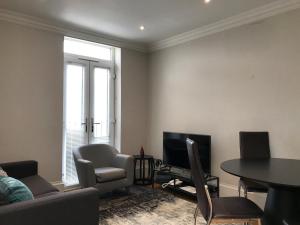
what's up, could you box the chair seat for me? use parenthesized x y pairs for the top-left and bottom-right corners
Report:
(212, 197), (263, 219)
(240, 179), (268, 193)
(95, 167), (126, 183)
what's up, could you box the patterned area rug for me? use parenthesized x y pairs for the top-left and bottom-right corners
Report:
(99, 186), (230, 225)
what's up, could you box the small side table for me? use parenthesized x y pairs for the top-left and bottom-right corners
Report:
(133, 155), (155, 186)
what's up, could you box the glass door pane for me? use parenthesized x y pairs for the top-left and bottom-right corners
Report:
(90, 67), (111, 144)
(63, 62), (89, 186)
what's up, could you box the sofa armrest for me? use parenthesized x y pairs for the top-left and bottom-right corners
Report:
(112, 154), (134, 184)
(0, 187), (99, 225)
(76, 159), (96, 188)
(0, 161), (38, 179)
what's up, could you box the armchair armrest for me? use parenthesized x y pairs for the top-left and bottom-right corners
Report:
(112, 154), (134, 184)
(0, 161), (38, 179)
(76, 159), (96, 188)
(0, 187), (99, 225)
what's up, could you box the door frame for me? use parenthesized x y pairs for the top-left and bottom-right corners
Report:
(62, 52), (115, 185)
(90, 61), (115, 145)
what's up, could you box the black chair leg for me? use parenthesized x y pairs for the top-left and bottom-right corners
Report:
(244, 188), (248, 198)
(238, 181), (242, 197)
(238, 181), (248, 198)
(194, 206), (199, 225)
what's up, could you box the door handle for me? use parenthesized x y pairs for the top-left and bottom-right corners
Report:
(91, 118), (100, 133)
(81, 118), (88, 133)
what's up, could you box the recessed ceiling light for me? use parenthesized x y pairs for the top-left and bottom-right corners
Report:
(139, 25), (145, 31)
(204, 0), (211, 3)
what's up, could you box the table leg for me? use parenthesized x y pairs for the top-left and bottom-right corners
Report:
(263, 187), (300, 225)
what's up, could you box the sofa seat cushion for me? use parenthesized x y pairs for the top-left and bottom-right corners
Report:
(95, 167), (126, 183)
(20, 175), (58, 197)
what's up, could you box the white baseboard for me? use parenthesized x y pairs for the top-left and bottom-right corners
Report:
(220, 183), (267, 209)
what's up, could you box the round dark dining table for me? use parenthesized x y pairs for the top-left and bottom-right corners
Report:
(221, 158), (300, 225)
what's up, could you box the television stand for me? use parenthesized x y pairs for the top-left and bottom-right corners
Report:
(155, 168), (219, 198)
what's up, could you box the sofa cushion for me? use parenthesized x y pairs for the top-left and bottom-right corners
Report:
(95, 167), (126, 183)
(20, 175), (58, 197)
(0, 176), (34, 204)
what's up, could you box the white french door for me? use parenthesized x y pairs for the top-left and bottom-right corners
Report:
(90, 63), (115, 144)
(63, 56), (115, 186)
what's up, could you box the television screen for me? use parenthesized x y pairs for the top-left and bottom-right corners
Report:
(163, 132), (211, 174)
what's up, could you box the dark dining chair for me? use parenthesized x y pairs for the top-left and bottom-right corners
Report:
(239, 132), (270, 198)
(186, 138), (263, 225)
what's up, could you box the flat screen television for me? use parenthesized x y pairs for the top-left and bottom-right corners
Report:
(163, 131), (211, 175)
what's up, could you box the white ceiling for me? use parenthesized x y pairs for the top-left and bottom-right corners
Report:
(0, 0), (278, 44)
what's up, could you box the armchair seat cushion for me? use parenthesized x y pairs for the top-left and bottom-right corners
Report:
(95, 167), (126, 183)
(20, 175), (58, 197)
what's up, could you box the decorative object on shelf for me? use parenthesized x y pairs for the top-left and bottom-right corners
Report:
(133, 155), (155, 187)
(140, 146), (145, 158)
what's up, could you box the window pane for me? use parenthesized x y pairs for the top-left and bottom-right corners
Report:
(64, 37), (112, 61)
(92, 68), (110, 144)
(63, 64), (86, 186)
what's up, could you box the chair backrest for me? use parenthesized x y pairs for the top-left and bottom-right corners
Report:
(239, 132), (270, 159)
(75, 144), (118, 167)
(186, 138), (210, 222)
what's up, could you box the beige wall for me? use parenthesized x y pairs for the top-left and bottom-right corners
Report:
(0, 20), (149, 182)
(1, 8), (299, 192)
(0, 21), (64, 182)
(120, 49), (148, 155)
(147, 9), (300, 188)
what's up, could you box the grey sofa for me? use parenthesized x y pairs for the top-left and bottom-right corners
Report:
(73, 144), (134, 194)
(0, 161), (99, 225)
